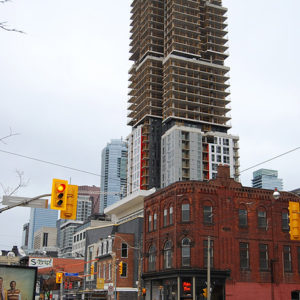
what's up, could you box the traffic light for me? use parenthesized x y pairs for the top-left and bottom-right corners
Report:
(56, 272), (63, 284)
(142, 288), (146, 296)
(203, 288), (207, 298)
(119, 261), (123, 275)
(60, 184), (78, 220)
(289, 201), (300, 240)
(51, 179), (68, 211)
(90, 264), (94, 275)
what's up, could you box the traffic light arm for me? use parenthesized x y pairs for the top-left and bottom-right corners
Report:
(0, 193), (51, 213)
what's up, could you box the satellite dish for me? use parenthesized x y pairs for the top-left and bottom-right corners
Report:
(19, 248), (26, 257)
(7, 252), (15, 257)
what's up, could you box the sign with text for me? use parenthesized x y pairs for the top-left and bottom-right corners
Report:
(97, 278), (104, 290)
(65, 273), (78, 277)
(29, 257), (53, 268)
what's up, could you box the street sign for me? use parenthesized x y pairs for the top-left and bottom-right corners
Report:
(97, 278), (104, 289)
(29, 257), (53, 268)
(2, 196), (48, 209)
(65, 273), (78, 277)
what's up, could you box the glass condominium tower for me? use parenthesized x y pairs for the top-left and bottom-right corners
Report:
(127, 0), (239, 194)
(100, 139), (128, 213)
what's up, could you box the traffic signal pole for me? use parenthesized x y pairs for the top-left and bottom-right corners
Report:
(207, 236), (211, 300)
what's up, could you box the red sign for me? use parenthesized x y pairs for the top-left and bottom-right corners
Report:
(183, 281), (191, 292)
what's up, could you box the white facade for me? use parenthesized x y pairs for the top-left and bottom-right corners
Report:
(127, 125), (143, 195)
(161, 125), (239, 188)
(33, 226), (58, 251)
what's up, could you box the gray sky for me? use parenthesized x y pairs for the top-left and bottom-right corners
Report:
(0, 0), (299, 250)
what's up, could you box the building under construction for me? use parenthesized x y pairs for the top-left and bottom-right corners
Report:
(127, 0), (239, 194)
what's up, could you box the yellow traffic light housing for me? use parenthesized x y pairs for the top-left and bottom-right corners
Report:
(119, 261), (123, 275)
(203, 288), (207, 298)
(60, 184), (78, 220)
(56, 272), (63, 284)
(142, 288), (146, 296)
(90, 264), (94, 275)
(51, 179), (68, 211)
(289, 201), (300, 240)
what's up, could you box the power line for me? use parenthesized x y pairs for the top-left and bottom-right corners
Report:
(0, 149), (100, 177)
(239, 147), (300, 174)
(0, 149), (127, 186)
(1, 146), (299, 182)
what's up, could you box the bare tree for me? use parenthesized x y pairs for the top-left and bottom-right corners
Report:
(0, 0), (25, 33)
(0, 127), (20, 144)
(0, 128), (29, 198)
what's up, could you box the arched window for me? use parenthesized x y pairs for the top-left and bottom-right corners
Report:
(203, 205), (213, 224)
(163, 208), (168, 227)
(239, 207), (248, 227)
(181, 238), (191, 266)
(257, 207), (267, 229)
(169, 206), (173, 225)
(148, 245), (156, 271)
(164, 241), (173, 269)
(148, 214), (152, 232)
(153, 213), (157, 231)
(182, 203), (190, 222)
(282, 210), (289, 231)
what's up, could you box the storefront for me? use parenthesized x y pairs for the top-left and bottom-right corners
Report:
(143, 269), (230, 300)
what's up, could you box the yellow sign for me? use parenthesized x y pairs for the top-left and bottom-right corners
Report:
(97, 278), (104, 289)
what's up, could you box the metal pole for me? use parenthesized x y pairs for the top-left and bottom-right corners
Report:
(60, 279), (64, 300)
(0, 193), (51, 213)
(114, 262), (117, 300)
(207, 236), (211, 300)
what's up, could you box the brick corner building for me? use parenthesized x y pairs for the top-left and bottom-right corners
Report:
(142, 165), (300, 300)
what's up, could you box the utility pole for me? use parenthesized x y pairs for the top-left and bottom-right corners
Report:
(60, 278), (64, 300)
(207, 236), (211, 300)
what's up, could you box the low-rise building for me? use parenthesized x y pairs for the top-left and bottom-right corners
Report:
(142, 165), (300, 300)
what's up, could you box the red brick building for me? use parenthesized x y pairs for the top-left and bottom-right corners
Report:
(142, 166), (300, 300)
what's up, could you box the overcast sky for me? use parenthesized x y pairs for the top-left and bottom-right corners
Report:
(0, 0), (299, 250)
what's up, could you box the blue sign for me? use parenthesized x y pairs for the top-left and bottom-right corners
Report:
(65, 273), (79, 277)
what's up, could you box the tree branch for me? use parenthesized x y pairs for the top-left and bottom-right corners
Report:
(0, 127), (20, 144)
(0, 21), (25, 34)
(0, 170), (29, 197)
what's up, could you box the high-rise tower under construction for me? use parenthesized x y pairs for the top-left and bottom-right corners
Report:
(127, 0), (239, 194)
